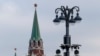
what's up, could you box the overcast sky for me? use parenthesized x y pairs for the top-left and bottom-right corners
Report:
(0, 0), (100, 56)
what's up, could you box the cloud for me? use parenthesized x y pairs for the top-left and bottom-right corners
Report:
(0, 2), (31, 56)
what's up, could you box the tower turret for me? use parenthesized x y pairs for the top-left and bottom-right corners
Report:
(28, 4), (44, 56)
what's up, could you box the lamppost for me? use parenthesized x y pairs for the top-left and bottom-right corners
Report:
(53, 6), (82, 56)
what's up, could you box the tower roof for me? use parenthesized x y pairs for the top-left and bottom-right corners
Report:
(31, 8), (41, 41)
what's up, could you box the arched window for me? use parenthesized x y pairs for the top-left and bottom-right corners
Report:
(38, 41), (41, 46)
(33, 40), (36, 46)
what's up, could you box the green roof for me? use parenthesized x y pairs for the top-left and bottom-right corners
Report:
(31, 9), (41, 41)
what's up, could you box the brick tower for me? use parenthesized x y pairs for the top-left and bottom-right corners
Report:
(28, 4), (44, 56)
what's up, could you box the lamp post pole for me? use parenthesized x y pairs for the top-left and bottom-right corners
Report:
(53, 6), (82, 56)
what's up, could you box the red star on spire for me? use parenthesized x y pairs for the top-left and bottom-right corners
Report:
(34, 3), (37, 7)
(14, 48), (17, 51)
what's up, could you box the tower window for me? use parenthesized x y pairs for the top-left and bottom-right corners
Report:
(38, 41), (41, 46)
(33, 40), (36, 46)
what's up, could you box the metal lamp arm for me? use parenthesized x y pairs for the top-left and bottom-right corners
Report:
(66, 6), (80, 19)
(55, 8), (62, 14)
(55, 6), (67, 15)
(61, 6), (68, 17)
(71, 6), (80, 12)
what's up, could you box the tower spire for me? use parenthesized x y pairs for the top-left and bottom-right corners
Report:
(14, 48), (17, 56)
(31, 4), (41, 41)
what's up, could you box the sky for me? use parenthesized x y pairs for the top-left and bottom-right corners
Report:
(0, 0), (100, 56)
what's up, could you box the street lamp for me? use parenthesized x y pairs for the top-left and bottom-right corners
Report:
(53, 6), (82, 56)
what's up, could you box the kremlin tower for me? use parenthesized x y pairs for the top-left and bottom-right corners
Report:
(28, 4), (44, 56)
